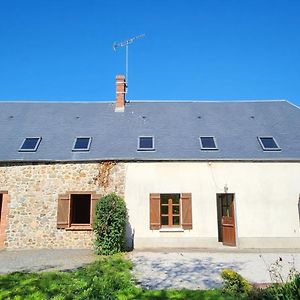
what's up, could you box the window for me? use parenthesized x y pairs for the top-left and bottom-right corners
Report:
(258, 137), (281, 151)
(19, 137), (42, 152)
(57, 192), (100, 230)
(72, 137), (92, 151)
(149, 193), (192, 230)
(199, 136), (218, 150)
(160, 194), (180, 226)
(71, 194), (91, 224)
(0, 194), (2, 223)
(138, 136), (154, 151)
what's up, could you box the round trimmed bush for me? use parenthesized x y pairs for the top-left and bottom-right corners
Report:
(93, 193), (128, 255)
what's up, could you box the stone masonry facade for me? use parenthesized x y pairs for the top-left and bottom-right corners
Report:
(0, 162), (125, 249)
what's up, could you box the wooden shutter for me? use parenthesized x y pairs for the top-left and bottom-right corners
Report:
(150, 193), (160, 230)
(181, 193), (192, 229)
(57, 194), (70, 229)
(90, 194), (101, 225)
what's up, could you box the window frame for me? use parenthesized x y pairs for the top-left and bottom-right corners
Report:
(160, 194), (181, 228)
(70, 194), (92, 226)
(137, 136), (155, 151)
(199, 136), (218, 150)
(258, 136), (281, 151)
(57, 191), (100, 231)
(18, 137), (42, 152)
(72, 136), (92, 152)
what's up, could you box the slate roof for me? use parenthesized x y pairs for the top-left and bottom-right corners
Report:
(0, 100), (300, 162)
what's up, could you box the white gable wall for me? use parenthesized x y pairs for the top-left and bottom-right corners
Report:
(125, 162), (300, 249)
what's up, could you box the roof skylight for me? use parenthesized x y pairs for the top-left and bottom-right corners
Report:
(19, 137), (42, 152)
(258, 137), (281, 151)
(138, 136), (155, 151)
(200, 136), (218, 150)
(72, 137), (92, 151)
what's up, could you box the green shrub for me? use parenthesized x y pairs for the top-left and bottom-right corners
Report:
(252, 273), (300, 300)
(93, 193), (128, 255)
(221, 268), (251, 297)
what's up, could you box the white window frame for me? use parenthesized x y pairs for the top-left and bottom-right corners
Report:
(72, 136), (92, 152)
(199, 136), (218, 150)
(18, 137), (42, 152)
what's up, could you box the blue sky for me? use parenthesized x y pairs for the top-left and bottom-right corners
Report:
(0, 0), (299, 104)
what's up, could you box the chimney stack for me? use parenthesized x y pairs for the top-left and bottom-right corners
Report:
(115, 75), (126, 112)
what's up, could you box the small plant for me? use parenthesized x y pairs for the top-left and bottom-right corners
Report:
(221, 268), (251, 297)
(254, 255), (300, 299)
(93, 193), (128, 255)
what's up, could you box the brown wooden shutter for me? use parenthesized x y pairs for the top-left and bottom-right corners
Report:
(181, 193), (192, 229)
(90, 194), (101, 225)
(150, 193), (160, 230)
(57, 194), (70, 229)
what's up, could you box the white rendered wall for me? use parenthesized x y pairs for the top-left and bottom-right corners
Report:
(124, 162), (300, 249)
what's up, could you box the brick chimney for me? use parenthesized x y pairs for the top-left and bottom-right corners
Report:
(115, 75), (126, 112)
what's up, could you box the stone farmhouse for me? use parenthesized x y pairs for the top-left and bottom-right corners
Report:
(0, 75), (300, 249)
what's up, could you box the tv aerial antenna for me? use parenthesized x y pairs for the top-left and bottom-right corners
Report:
(113, 34), (145, 90)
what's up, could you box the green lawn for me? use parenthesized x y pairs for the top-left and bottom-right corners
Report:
(0, 255), (233, 300)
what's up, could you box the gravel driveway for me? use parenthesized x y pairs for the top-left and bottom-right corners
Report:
(130, 251), (300, 290)
(0, 249), (96, 273)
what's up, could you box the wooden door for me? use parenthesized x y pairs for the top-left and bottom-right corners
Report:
(217, 194), (236, 246)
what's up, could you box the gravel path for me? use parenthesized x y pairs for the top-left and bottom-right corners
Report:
(130, 251), (300, 290)
(0, 249), (96, 273)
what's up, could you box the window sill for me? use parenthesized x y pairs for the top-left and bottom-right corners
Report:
(66, 224), (92, 231)
(159, 228), (184, 232)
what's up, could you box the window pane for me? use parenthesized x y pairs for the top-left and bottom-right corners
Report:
(139, 137), (153, 149)
(74, 137), (91, 150)
(260, 137), (279, 149)
(200, 137), (216, 149)
(161, 206), (168, 214)
(161, 194), (169, 204)
(173, 216), (180, 225)
(172, 206), (179, 214)
(71, 194), (91, 224)
(20, 138), (40, 150)
(161, 216), (169, 225)
(172, 195), (180, 204)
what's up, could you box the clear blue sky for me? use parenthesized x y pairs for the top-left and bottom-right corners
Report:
(0, 0), (300, 104)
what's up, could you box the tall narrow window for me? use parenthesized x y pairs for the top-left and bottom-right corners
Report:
(138, 136), (155, 151)
(160, 194), (181, 227)
(72, 137), (92, 151)
(19, 137), (42, 152)
(71, 194), (91, 224)
(0, 194), (2, 223)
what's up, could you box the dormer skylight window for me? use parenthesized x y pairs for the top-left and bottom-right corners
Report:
(258, 137), (281, 151)
(72, 137), (92, 152)
(200, 136), (218, 150)
(19, 137), (42, 152)
(138, 136), (155, 151)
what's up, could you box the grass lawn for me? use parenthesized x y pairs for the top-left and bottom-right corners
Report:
(0, 255), (233, 300)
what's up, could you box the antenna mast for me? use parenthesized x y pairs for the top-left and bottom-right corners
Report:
(113, 34), (145, 91)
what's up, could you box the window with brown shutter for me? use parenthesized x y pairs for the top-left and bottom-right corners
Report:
(57, 192), (100, 230)
(149, 193), (192, 230)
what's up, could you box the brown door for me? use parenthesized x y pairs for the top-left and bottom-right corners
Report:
(217, 194), (236, 246)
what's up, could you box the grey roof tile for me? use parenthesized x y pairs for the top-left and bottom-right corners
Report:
(0, 100), (299, 161)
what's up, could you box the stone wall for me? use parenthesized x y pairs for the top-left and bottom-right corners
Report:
(0, 162), (125, 249)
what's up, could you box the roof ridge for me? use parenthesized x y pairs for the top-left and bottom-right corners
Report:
(0, 99), (288, 104)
